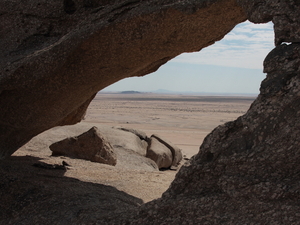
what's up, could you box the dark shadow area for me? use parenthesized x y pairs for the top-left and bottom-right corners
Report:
(0, 155), (143, 224)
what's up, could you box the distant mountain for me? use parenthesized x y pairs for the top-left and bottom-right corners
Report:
(120, 91), (142, 94)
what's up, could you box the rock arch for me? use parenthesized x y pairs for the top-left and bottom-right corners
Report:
(0, 0), (246, 158)
(1, 0), (300, 223)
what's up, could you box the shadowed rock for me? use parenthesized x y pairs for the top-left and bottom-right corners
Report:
(50, 126), (117, 166)
(0, 0), (246, 158)
(0, 155), (143, 225)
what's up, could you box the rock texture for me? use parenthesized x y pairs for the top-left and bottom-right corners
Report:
(50, 126), (117, 165)
(104, 127), (183, 170)
(146, 136), (173, 169)
(97, 126), (148, 156)
(95, 126), (159, 171)
(0, 0), (246, 158)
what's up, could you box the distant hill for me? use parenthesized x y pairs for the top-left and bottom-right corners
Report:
(120, 91), (142, 94)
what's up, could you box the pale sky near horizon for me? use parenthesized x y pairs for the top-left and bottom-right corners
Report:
(101, 21), (275, 95)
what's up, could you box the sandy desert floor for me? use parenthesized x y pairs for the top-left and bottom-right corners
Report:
(85, 93), (255, 158)
(12, 93), (256, 203)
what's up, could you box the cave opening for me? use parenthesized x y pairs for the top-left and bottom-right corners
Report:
(10, 20), (275, 204)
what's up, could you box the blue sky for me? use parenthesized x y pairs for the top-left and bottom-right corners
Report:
(102, 21), (274, 95)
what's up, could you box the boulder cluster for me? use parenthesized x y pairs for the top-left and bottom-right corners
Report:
(50, 126), (182, 170)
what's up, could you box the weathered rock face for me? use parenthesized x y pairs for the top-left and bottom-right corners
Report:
(50, 126), (117, 165)
(0, 0), (246, 158)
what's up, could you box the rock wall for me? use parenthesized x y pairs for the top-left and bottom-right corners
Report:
(0, 0), (246, 158)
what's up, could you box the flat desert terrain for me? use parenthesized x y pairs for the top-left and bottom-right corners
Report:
(12, 93), (255, 203)
(86, 93), (255, 158)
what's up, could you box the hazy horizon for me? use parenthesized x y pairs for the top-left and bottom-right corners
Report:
(99, 89), (259, 97)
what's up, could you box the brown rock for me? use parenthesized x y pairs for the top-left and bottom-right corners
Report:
(151, 134), (183, 167)
(0, 0), (246, 158)
(146, 136), (173, 169)
(50, 126), (116, 166)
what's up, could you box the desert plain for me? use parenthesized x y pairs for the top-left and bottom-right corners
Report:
(10, 93), (256, 204)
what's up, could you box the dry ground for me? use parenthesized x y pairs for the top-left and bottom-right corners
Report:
(12, 93), (255, 203)
(86, 93), (255, 158)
